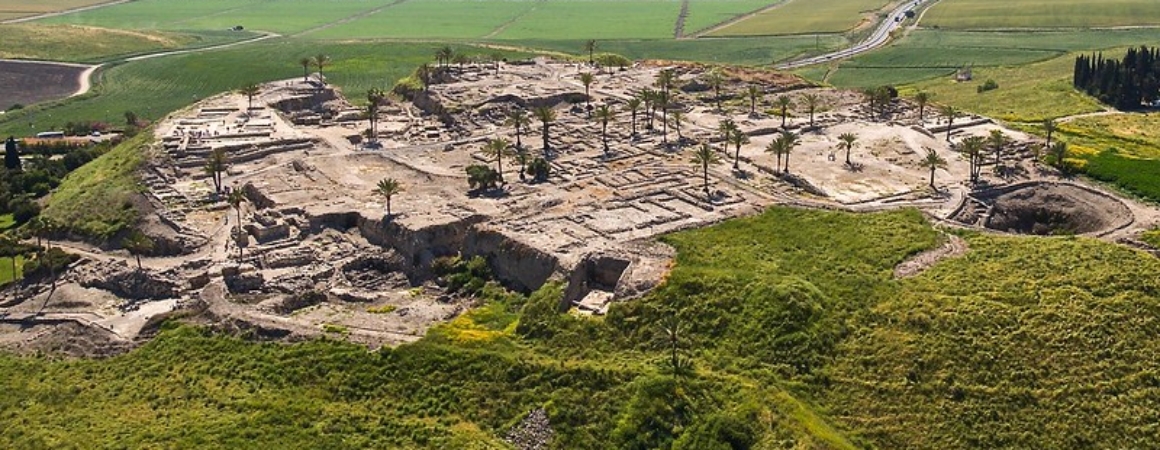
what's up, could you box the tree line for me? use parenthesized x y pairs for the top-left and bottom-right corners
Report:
(1073, 46), (1160, 110)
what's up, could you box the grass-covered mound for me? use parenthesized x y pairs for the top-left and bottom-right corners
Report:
(3, 207), (1159, 448)
(40, 131), (150, 240)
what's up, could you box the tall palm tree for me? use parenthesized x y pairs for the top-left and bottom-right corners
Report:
(778, 130), (800, 173)
(641, 88), (656, 130)
(579, 72), (595, 116)
(366, 88), (386, 145)
(765, 138), (784, 173)
(594, 104), (614, 153)
(313, 54), (331, 84)
(837, 132), (857, 166)
(729, 128), (749, 170)
(122, 231), (153, 270)
(417, 63), (433, 93)
(299, 57), (313, 82)
(1044, 118), (1057, 148)
(227, 189), (246, 260)
(533, 106), (556, 154)
(504, 108), (530, 149)
(718, 119), (737, 155)
(669, 109), (685, 145)
(655, 69), (675, 95)
(914, 91), (931, 124)
(776, 95), (793, 129)
(747, 84), (762, 115)
(988, 129), (1007, 167)
(435, 46), (453, 67)
(657, 90), (670, 145)
(1050, 141), (1068, 171)
(239, 84), (261, 113)
(691, 143), (721, 197)
(961, 135), (986, 183)
(626, 97), (642, 136)
(803, 93), (820, 128)
(375, 178), (403, 218)
(483, 138), (511, 182)
(204, 148), (227, 194)
(940, 105), (959, 141)
(706, 70), (725, 111)
(862, 88), (878, 119)
(922, 148), (947, 190)
(584, 39), (597, 64)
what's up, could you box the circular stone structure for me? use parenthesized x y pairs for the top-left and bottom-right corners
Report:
(972, 183), (1133, 235)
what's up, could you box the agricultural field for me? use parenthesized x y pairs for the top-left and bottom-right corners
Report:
(511, 34), (846, 66)
(0, 60), (84, 112)
(1046, 114), (1160, 202)
(0, 40), (524, 137)
(681, 0), (779, 36)
(0, 0), (109, 20)
(708, 0), (891, 37)
(488, 1), (681, 40)
(923, 0), (1160, 30)
(0, 24), (233, 63)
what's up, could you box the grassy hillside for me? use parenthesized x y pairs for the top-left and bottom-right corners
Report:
(40, 131), (150, 240)
(0, 24), (241, 63)
(5, 207), (1157, 447)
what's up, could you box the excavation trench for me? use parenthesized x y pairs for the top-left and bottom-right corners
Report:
(954, 182), (1133, 236)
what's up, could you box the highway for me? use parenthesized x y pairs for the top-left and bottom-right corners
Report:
(776, 0), (931, 70)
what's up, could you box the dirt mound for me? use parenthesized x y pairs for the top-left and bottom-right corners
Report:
(983, 183), (1132, 235)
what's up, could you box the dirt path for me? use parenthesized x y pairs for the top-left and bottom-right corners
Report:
(290, 0), (410, 38)
(673, 0), (691, 38)
(0, 0), (131, 24)
(1057, 108), (1122, 124)
(686, 0), (791, 39)
(893, 234), (968, 278)
(483, 3), (541, 39)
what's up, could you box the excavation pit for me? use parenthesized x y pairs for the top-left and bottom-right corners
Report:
(970, 183), (1133, 236)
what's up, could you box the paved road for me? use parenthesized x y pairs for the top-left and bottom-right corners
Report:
(776, 0), (931, 70)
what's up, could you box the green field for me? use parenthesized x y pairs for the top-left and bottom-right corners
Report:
(4, 207), (1160, 447)
(682, 0), (778, 35)
(924, 0), (1160, 29)
(309, 0), (538, 40)
(0, 24), (247, 63)
(0, 0), (109, 19)
(0, 255), (23, 286)
(0, 40), (523, 137)
(513, 34), (847, 66)
(494, 1), (680, 40)
(709, 0), (889, 37)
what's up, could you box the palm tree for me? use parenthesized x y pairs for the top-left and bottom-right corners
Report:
(452, 53), (470, 70)
(513, 147), (530, 182)
(626, 97), (642, 136)
(504, 108), (530, 149)
(204, 148), (227, 194)
(239, 84), (261, 113)
(706, 70), (725, 111)
(940, 105), (959, 141)
(227, 189), (246, 260)
(691, 143), (721, 197)
(961, 135), (986, 183)
(1044, 118), (1057, 148)
(640, 88), (656, 130)
(298, 57), (313, 82)
(669, 109), (685, 145)
(922, 148), (947, 190)
(366, 88), (386, 145)
(435, 46), (453, 67)
(719, 119), (737, 156)
(988, 129), (1007, 168)
(837, 132), (857, 166)
(778, 130), (800, 173)
(375, 178), (403, 218)
(579, 72), (594, 116)
(417, 63), (433, 93)
(483, 138), (511, 183)
(121, 230), (153, 270)
(803, 93), (820, 128)
(313, 54), (331, 84)
(765, 138), (784, 173)
(594, 104), (614, 154)
(655, 69), (675, 95)
(1050, 141), (1069, 171)
(584, 39), (597, 64)
(862, 88), (878, 119)
(729, 128), (749, 170)
(776, 95), (792, 129)
(747, 84), (762, 115)
(533, 106), (556, 154)
(657, 90), (670, 145)
(914, 91), (931, 124)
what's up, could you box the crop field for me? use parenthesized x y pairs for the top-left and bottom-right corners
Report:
(309, 0), (538, 40)
(0, 40), (524, 137)
(0, 24), (219, 63)
(0, 0), (109, 20)
(708, 0), (890, 37)
(0, 61), (84, 111)
(811, 29), (1160, 88)
(681, 0), (778, 35)
(516, 34), (847, 66)
(923, 0), (1160, 29)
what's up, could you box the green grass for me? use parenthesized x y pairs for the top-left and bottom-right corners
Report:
(4, 207), (1160, 447)
(0, 213), (14, 231)
(514, 34), (847, 66)
(0, 0), (110, 18)
(40, 131), (150, 240)
(310, 0), (538, 40)
(495, 1), (680, 40)
(1143, 228), (1160, 248)
(924, 0), (1160, 29)
(0, 39), (521, 137)
(0, 24), (246, 63)
(0, 255), (23, 286)
(683, 0), (780, 35)
(709, 0), (890, 36)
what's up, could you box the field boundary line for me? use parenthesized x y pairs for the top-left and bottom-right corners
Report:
(290, 0), (411, 38)
(673, 0), (690, 38)
(686, 0), (790, 39)
(0, 0), (131, 24)
(483, 1), (543, 39)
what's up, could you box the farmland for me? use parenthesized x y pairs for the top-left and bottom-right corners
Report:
(0, 24), (236, 63)
(0, 0), (110, 21)
(708, 0), (892, 37)
(923, 0), (1160, 30)
(0, 60), (85, 111)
